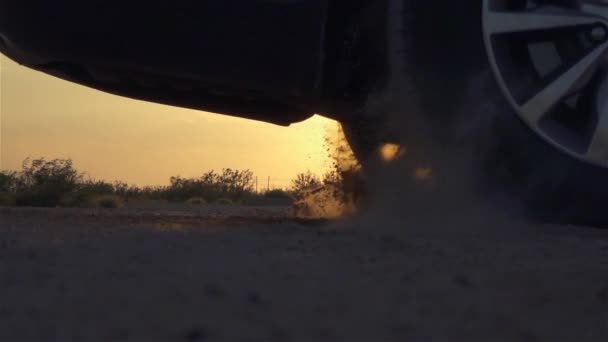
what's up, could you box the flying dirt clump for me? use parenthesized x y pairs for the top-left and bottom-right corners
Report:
(292, 123), (362, 219)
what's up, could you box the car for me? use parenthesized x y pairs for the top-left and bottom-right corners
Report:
(2, 0), (608, 224)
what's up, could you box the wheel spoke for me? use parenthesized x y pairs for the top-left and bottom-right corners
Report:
(520, 43), (608, 124)
(587, 81), (608, 160)
(484, 9), (605, 35)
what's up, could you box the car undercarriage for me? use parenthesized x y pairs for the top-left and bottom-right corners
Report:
(3, 0), (608, 224)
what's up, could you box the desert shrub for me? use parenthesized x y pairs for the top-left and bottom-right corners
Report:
(59, 190), (95, 208)
(186, 196), (207, 205)
(165, 169), (255, 203)
(0, 193), (15, 206)
(112, 182), (165, 201)
(239, 189), (293, 206)
(14, 158), (82, 207)
(94, 194), (124, 208)
(290, 171), (322, 199)
(264, 189), (292, 200)
(59, 180), (116, 207)
(216, 168), (254, 200)
(215, 198), (233, 205)
(166, 176), (207, 202)
(0, 171), (17, 206)
(124, 196), (167, 205)
(0, 171), (17, 193)
(80, 180), (114, 195)
(4, 158), (262, 208)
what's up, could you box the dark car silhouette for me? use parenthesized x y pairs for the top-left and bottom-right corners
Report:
(3, 0), (608, 224)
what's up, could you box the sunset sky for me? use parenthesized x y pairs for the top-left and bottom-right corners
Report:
(0, 54), (335, 188)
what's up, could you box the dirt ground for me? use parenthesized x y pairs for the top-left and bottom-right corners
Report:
(1, 205), (608, 341)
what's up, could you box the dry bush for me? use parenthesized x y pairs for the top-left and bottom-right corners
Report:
(0, 193), (15, 206)
(167, 168), (255, 203)
(290, 171), (321, 198)
(215, 198), (234, 205)
(186, 197), (208, 205)
(95, 194), (124, 209)
(15, 158), (82, 207)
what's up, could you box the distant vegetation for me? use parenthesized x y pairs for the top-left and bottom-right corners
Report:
(0, 157), (338, 208)
(0, 127), (361, 209)
(0, 125), (363, 217)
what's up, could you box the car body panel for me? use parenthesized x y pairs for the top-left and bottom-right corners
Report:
(0, 0), (330, 125)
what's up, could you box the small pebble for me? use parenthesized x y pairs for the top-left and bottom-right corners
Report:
(203, 284), (224, 297)
(597, 287), (608, 302)
(248, 292), (261, 305)
(184, 328), (207, 341)
(453, 275), (473, 288)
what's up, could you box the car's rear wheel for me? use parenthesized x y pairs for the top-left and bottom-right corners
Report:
(347, 0), (608, 225)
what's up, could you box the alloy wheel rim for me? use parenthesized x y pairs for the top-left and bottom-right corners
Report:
(483, 0), (608, 167)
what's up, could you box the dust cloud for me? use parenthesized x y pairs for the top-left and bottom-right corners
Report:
(292, 124), (360, 219)
(300, 70), (528, 234)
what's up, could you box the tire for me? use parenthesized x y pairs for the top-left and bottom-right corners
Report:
(357, 0), (608, 226)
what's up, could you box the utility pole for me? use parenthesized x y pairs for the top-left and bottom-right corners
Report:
(255, 176), (258, 193)
(267, 176), (270, 192)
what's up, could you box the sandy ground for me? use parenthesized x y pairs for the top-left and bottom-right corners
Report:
(1, 205), (608, 341)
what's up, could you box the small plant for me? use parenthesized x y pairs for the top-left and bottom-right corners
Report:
(264, 189), (292, 200)
(12, 158), (83, 207)
(59, 191), (95, 208)
(125, 196), (167, 205)
(186, 197), (207, 205)
(290, 171), (322, 201)
(0, 171), (17, 193)
(0, 193), (15, 206)
(215, 198), (233, 205)
(1, 157), (311, 208)
(94, 194), (124, 209)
